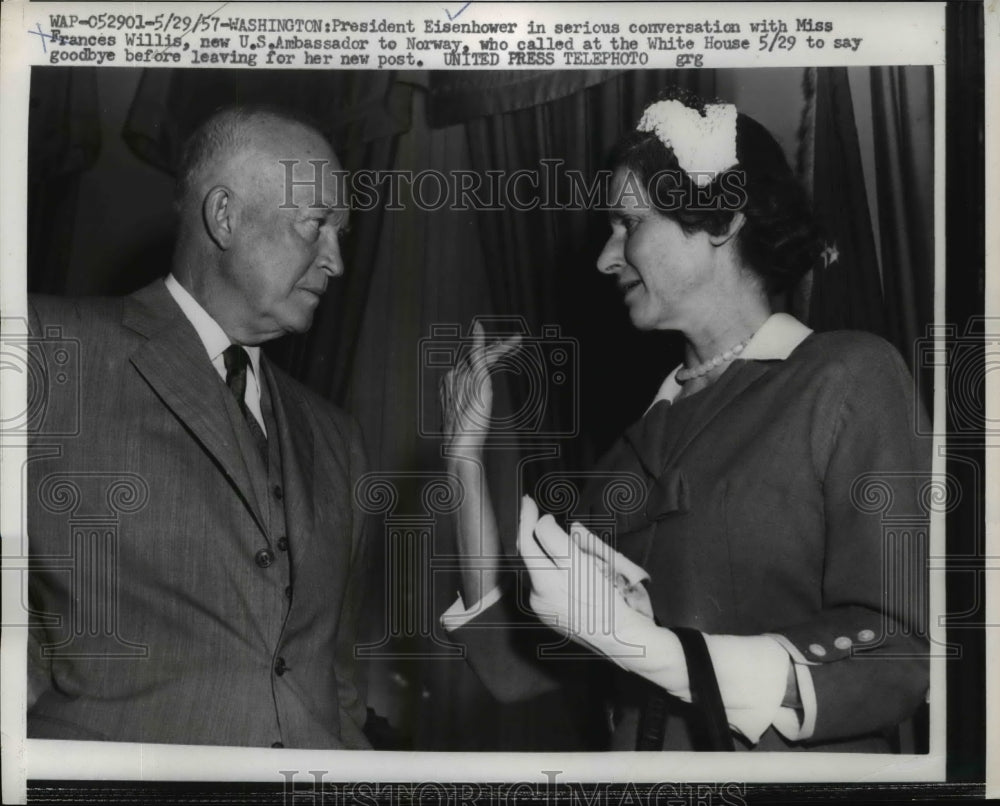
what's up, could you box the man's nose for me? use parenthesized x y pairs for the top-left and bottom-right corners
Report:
(596, 233), (624, 275)
(317, 228), (345, 278)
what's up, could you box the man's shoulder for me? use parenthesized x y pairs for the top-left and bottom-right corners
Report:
(29, 293), (125, 330)
(29, 280), (180, 343)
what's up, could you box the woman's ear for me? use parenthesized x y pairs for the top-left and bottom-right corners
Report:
(708, 211), (745, 247)
(203, 185), (235, 250)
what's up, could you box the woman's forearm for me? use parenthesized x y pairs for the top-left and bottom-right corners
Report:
(448, 454), (503, 605)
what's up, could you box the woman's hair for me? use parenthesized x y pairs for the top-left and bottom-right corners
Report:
(607, 91), (823, 295)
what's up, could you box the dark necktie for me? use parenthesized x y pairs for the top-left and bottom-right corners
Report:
(223, 344), (268, 467)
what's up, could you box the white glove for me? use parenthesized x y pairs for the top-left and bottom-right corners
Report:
(516, 495), (688, 693)
(517, 495), (800, 744)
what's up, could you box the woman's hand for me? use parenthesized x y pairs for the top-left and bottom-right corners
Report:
(439, 320), (522, 461)
(440, 322), (522, 604)
(517, 495), (687, 690)
(518, 495), (798, 743)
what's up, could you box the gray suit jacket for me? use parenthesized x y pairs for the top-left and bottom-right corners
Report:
(27, 279), (370, 748)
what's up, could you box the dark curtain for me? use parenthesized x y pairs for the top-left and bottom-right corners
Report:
(123, 68), (413, 171)
(870, 66), (935, 407)
(27, 68), (101, 293)
(804, 66), (935, 414)
(807, 68), (888, 338)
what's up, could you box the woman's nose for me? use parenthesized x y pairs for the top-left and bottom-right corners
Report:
(596, 232), (624, 275)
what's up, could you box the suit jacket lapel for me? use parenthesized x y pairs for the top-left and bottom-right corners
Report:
(263, 361), (316, 559)
(123, 280), (268, 534)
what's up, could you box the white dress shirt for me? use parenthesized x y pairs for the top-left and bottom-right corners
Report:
(164, 274), (267, 435)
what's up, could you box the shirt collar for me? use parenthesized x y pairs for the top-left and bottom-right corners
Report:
(164, 274), (262, 378)
(649, 313), (813, 407)
(740, 312), (813, 361)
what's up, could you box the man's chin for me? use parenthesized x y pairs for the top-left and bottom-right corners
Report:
(286, 311), (317, 335)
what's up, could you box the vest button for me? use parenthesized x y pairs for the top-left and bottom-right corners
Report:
(277, 536), (289, 552)
(255, 549), (275, 568)
(273, 485), (284, 500)
(275, 656), (288, 676)
(271, 741), (284, 748)
(285, 585), (293, 601)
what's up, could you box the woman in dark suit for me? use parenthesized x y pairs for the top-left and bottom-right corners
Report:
(440, 91), (930, 752)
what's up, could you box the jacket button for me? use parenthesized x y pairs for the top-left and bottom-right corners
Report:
(271, 741), (284, 748)
(857, 629), (876, 642)
(834, 636), (852, 650)
(284, 585), (293, 601)
(273, 485), (284, 500)
(255, 549), (275, 568)
(277, 536), (289, 552)
(808, 643), (827, 657)
(275, 656), (288, 676)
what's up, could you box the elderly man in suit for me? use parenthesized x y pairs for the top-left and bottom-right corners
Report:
(27, 106), (371, 748)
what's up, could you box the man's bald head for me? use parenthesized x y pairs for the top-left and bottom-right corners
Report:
(174, 105), (332, 214)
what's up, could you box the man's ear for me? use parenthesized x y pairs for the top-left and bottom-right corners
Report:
(708, 211), (745, 248)
(203, 186), (235, 249)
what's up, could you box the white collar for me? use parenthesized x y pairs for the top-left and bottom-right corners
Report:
(164, 274), (262, 378)
(740, 312), (813, 361)
(649, 313), (813, 407)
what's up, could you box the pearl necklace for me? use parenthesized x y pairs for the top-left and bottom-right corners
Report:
(675, 332), (755, 383)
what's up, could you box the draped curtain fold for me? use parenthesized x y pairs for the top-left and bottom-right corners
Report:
(27, 68), (101, 293)
(807, 68), (888, 338)
(805, 66), (934, 411)
(870, 66), (935, 408)
(123, 68), (414, 170)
